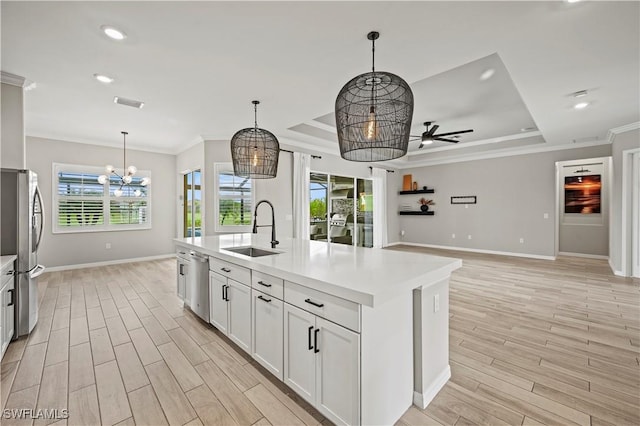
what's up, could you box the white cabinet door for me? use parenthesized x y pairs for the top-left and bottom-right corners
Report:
(227, 279), (251, 352)
(209, 272), (228, 333)
(284, 303), (316, 405)
(252, 290), (284, 380)
(315, 317), (360, 426)
(1, 279), (15, 357)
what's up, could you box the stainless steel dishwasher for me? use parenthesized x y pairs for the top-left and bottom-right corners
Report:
(187, 251), (210, 322)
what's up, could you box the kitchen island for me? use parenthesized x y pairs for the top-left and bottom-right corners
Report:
(175, 234), (461, 426)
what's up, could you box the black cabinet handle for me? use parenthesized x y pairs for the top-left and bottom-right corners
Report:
(8, 289), (14, 306)
(225, 285), (230, 301)
(305, 298), (324, 308)
(221, 267), (231, 273)
(221, 284), (226, 301)
(179, 264), (184, 276)
(257, 295), (271, 303)
(257, 280), (272, 288)
(308, 326), (314, 350)
(314, 328), (320, 353)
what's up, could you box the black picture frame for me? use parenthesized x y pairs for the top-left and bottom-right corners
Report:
(451, 196), (477, 204)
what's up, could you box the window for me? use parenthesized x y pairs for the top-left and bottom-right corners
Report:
(214, 163), (253, 232)
(53, 163), (151, 233)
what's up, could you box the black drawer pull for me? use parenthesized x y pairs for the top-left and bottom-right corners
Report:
(304, 298), (324, 308)
(221, 267), (231, 273)
(257, 295), (272, 303)
(221, 284), (226, 301)
(8, 289), (14, 306)
(314, 328), (320, 353)
(308, 326), (314, 350)
(257, 280), (272, 288)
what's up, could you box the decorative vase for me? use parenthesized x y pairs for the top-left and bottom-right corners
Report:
(423, 186), (427, 191)
(413, 182), (418, 191)
(420, 204), (429, 212)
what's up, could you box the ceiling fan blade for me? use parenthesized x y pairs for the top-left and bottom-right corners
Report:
(418, 142), (424, 149)
(434, 137), (460, 143)
(427, 124), (439, 137)
(433, 129), (474, 138)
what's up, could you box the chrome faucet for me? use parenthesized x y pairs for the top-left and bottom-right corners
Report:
(252, 200), (279, 249)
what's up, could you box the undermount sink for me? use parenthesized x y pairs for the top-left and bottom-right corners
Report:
(222, 246), (280, 257)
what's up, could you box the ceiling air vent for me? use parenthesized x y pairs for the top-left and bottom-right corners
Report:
(113, 96), (144, 109)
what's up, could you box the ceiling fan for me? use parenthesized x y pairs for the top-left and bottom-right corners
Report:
(410, 122), (474, 149)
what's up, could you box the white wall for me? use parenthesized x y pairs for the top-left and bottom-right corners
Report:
(1, 82), (25, 169)
(176, 142), (205, 237)
(610, 127), (640, 274)
(389, 144), (612, 258)
(26, 136), (176, 268)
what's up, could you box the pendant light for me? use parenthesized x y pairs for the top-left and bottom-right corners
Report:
(230, 100), (280, 178)
(335, 31), (414, 162)
(98, 131), (149, 197)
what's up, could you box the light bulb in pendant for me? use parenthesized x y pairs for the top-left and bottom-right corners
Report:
(122, 175), (132, 184)
(252, 148), (258, 167)
(114, 188), (123, 197)
(364, 106), (378, 140)
(97, 175), (108, 185)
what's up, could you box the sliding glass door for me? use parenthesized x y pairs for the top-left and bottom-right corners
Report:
(183, 170), (202, 237)
(309, 172), (373, 247)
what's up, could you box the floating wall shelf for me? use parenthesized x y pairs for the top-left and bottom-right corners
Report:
(399, 211), (435, 216)
(399, 189), (434, 195)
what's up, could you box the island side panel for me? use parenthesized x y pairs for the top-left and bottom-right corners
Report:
(413, 276), (451, 408)
(360, 290), (413, 425)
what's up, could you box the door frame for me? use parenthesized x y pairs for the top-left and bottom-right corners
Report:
(621, 148), (640, 277)
(554, 156), (612, 258)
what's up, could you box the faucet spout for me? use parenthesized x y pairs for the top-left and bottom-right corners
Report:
(252, 200), (279, 249)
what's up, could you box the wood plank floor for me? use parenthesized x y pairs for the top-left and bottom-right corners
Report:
(1, 248), (638, 425)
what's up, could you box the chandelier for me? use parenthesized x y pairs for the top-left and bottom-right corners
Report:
(98, 131), (149, 197)
(230, 100), (280, 178)
(335, 31), (414, 162)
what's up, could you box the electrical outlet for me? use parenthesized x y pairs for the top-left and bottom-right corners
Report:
(105, 243), (111, 249)
(543, 213), (549, 219)
(467, 235), (472, 240)
(465, 204), (469, 209)
(401, 230), (405, 236)
(452, 233), (456, 239)
(519, 238), (524, 244)
(434, 294), (440, 313)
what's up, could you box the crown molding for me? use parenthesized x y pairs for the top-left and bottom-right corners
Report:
(26, 133), (176, 155)
(392, 138), (611, 169)
(173, 134), (205, 155)
(1, 71), (26, 87)
(606, 121), (640, 142)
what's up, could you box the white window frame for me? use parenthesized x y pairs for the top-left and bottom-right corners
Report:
(214, 163), (254, 233)
(52, 162), (152, 234)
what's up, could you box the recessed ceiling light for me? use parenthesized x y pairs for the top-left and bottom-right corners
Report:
(567, 0), (581, 3)
(114, 96), (145, 109)
(101, 25), (126, 40)
(574, 102), (589, 110)
(93, 74), (114, 84)
(572, 90), (588, 98)
(479, 68), (495, 81)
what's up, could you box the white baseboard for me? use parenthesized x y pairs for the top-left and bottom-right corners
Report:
(45, 254), (174, 272)
(413, 365), (451, 409)
(608, 258), (626, 277)
(558, 251), (609, 260)
(388, 242), (556, 261)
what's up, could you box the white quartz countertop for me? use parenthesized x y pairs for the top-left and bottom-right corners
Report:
(1, 255), (17, 272)
(174, 234), (462, 307)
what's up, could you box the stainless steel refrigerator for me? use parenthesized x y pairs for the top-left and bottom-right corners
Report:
(1, 169), (45, 337)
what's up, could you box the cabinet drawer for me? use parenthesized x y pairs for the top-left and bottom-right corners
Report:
(284, 281), (360, 333)
(209, 257), (251, 285)
(252, 271), (284, 300)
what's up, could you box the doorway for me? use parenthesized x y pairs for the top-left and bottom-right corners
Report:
(183, 170), (202, 237)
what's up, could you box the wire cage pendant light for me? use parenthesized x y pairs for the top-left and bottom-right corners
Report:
(98, 131), (149, 197)
(230, 100), (280, 179)
(335, 31), (414, 162)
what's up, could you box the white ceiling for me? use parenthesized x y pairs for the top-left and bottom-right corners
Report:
(2, 1), (639, 161)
